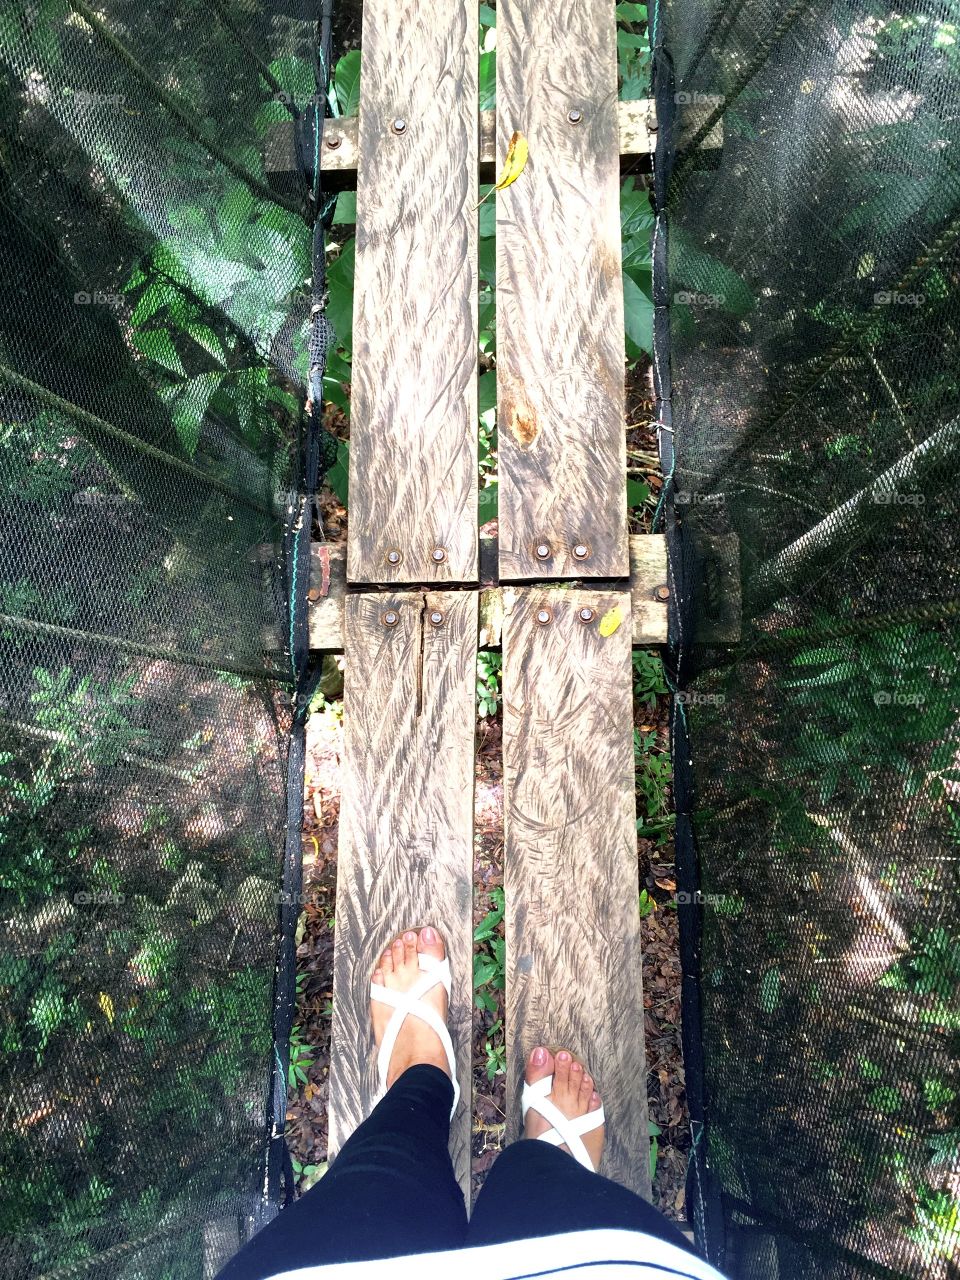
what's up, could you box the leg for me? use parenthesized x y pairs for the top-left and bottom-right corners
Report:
(468, 1047), (695, 1255)
(217, 928), (467, 1279)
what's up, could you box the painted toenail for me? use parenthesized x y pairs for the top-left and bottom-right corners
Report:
(572, 1062), (582, 1072)
(404, 931), (416, 942)
(558, 1051), (570, 1062)
(422, 926), (437, 944)
(532, 1046), (546, 1066)
(592, 1092), (600, 1102)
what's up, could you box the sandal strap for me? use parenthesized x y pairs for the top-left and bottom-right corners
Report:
(370, 953), (460, 1117)
(521, 1073), (604, 1171)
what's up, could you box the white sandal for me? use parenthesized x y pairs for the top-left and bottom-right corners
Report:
(521, 1073), (605, 1171)
(370, 951), (460, 1117)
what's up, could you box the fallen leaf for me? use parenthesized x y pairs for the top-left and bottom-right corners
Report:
(98, 992), (114, 1024)
(476, 131), (528, 207)
(599, 605), (624, 636)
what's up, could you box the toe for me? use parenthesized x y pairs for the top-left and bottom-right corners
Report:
(417, 925), (446, 962)
(554, 1049), (572, 1095)
(525, 1044), (555, 1085)
(372, 967), (384, 988)
(380, 948), (393, 975)
(402, 929), (418, 970)
(391, 935), (405, 972)
(589, 1090), (602, 1112)
(580, 1073), (595, 1109)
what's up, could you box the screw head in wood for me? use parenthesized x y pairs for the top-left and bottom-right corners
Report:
(577, 606), (596, 624)
(428, 609), (444, 627)
(534, 542), (552, 560)
(385, 548), (403, 567)
(572, 542), (591, 560)
(567, 107), (583, 124)
(391, 117), (407, 135)
(325, 134), (342, 149)
(655, 584), (670, 601)
(535, 607), (553, 626)
(431, 546), (447, 563)
(381, 609), (400, 627)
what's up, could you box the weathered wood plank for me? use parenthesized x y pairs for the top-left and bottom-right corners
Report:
(264, 100), (723, 187)
(501, 587), (650, 1196)
(303, 535), (670, 651)
(328, 591), (478, 1195)
(495, 0), (629, 581)
(345, 0), (478, 584)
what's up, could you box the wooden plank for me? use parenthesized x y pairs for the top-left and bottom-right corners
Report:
(345, 0), (478, 585)
(264, 100), (724, 187)
(328, 591), (477, 1195)
(501, 587), (650, 1197)
(303, 535), (670, 651)
(496, 0), (629, 581)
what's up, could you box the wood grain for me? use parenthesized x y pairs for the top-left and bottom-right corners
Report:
(303, 536), (669, 650)
(345, 0), (478, 585)
(496, 0), (629, 581)
(502, 587), (650, 1196)
(328, 592), (477, 1196)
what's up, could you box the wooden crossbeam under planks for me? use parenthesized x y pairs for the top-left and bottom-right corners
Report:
(323, 0), (679, 1206)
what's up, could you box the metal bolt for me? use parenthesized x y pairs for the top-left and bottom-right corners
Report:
(385, 548), (402, 566)
(428, 609), (444, 627)
(655, 584), (670, 602)
(572, 543), (590, 560)
(535, 607), (553, 626)
(578, 606), (596, 624)
(391, 117), (407, 135)
(325, 134), (342, 149)
(535, 542), (552, 560)
(431, 546), (447, 563)
(381, 609), (400, 627)
(567, 108), (583, 124)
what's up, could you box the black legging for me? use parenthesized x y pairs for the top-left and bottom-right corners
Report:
(217, 1065), (695, 1277)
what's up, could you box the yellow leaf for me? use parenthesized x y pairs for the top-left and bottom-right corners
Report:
(476, 131), (528, 207)
(98, 992), (115, 1024)
(599, 606), (624, 637)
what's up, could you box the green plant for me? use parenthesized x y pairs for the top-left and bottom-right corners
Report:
(473, 887), (505, 1014)
(477, 652), (502, 718)
(634, 729), (674, 842)
(483, 1020), (506, 1080)
(638, 888), (656, 919)
(287, 1026), (313, 1088)
(633, 649), (668, 709)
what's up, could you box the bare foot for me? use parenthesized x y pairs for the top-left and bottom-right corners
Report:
(524, 1045), (605, 1168)
(370, 926), (450, 1087)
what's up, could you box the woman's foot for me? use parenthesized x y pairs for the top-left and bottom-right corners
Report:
(524, 1045), (605, 1168)
(371, 926), (451, 1087)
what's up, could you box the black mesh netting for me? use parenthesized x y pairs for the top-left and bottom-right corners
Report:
(0, 2), (329, 1275)
(654, 0), (960, 1276)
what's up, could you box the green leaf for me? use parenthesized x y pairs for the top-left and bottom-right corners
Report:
(618, 2), (648, 20)
(759, 967), (781, 1013)
(627, 478), (650, 507)
(671, 229), (755, 316)
(133, 329), (185, 376)
(170, 372), (224, 458)
(623, 272), (654, 358)
(479, 3), (497, 27)
(268, 55), (316, 106)
(334, 50), (362, 116)
(478, 370), (497, 415)
(333, 192), (357, 224)
(479, 50), (497, 110)
(327, 240), (355, 352)
(479, 481), (498, 524)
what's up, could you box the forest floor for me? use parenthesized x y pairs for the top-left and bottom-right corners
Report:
(284, 365), (690, 1216)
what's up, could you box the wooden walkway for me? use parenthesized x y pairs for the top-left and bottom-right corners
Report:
(295, 0), (684, 1202)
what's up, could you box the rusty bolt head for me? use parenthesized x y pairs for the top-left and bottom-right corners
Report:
(325, 134), (342, 149)
(534, 542), (552, 560)
(577, 606), (596, 624)
(381, 609), (400, 627)
(431, 546), (447, 563)
(428, 609), (444, 627)
(391, 117), (407, 135)
(567, 108), (583, 124)
(572, 542), (591, 560)
(385, 548), (402, 567)
(535, 607), (553, 626)
(655, 584), (670, 601)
